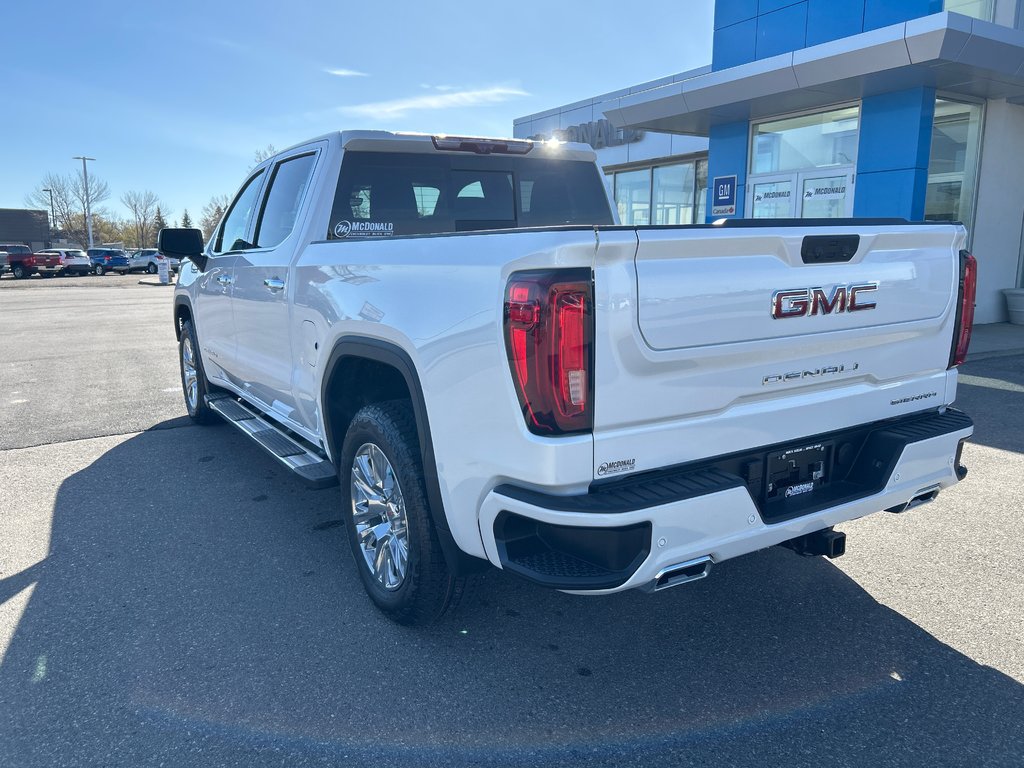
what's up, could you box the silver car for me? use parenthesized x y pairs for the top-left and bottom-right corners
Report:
(128, 248), (180, 274)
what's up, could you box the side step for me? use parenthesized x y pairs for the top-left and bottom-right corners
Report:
(205, 393), (338, 489)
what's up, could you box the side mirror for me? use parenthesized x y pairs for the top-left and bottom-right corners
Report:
(158, 228), (207, 271)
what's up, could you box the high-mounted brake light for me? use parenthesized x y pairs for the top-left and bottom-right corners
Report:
(949, 250), (977, 368)
(504, 269), (593, 435)
(431, 135), (533, 155)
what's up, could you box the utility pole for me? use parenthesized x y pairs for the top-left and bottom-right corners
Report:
(73, 156), (96, 248)
(41, 187), (55, 243)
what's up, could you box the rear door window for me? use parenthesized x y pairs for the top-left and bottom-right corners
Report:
(254, 152), (317, 248)
(328, 151), (613, 240)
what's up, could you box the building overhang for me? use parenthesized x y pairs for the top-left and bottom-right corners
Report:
(603, 12), (1024, 135)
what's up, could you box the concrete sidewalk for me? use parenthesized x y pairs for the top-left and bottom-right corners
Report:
(967, 322), (1024, 361)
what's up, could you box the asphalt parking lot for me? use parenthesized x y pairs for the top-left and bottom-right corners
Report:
(1, 278), (1022, 767)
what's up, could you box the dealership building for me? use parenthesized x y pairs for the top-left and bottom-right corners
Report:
(514, 0), (1024, 324)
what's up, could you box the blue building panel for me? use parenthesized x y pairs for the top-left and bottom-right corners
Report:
(863, 0), (942, 31)
(758, 0), (802, 13)
(756, 3), (808, 60)
(706, 121), (750, 220)
(806, 0), (864, 46)
(712, 19), (758, 70)
(853, 168), (930, 220)
(714, 0), (759, 29)
(857, 87), (936, 173)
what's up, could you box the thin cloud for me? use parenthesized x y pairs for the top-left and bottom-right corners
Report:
(340, 86), (528, 120)
(325, 68), (369, 77)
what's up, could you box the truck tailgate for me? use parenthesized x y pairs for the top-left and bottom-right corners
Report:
(591, 223), (966, 480)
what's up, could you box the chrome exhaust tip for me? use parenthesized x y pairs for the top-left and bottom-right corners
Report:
(651, 556), (713, 592)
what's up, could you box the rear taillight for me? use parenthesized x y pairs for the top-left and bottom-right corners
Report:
(949, 250), (977, 368)
(504, 269), (593, 435)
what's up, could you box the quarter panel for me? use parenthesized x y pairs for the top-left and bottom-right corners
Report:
(294, 230), (601, 557)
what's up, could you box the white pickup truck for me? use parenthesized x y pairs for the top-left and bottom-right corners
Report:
(162, 130), (976, 625)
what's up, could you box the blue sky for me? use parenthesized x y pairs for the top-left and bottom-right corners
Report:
(0, 1), (713, 223)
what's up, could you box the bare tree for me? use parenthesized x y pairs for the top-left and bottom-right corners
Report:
(26, 169), (110, 246)
(199, 193), (232, 241)
(250, 144), (277, 170)
(25, 174), (81, 242)
(121, 190), (160, 249)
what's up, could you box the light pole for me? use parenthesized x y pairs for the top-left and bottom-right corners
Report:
(41, 187), (55, 243)
(73, 156), (96, 248)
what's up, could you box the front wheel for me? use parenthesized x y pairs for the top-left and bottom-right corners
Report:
(178, 319), (218, 424)
(94, 264), (105, 276)
(12, 265), (26, 279)
(340, 401), (466, 625)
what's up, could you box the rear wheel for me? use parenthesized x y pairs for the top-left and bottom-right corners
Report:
(147, 263), (158, 274)
(94, 264), (105, 276)
(178, 318), (218, 424)
(12, 264), (26, 279)
(340, 401), (466, 625)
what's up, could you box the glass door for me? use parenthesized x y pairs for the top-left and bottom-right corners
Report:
(797, 171), (854, 218)
(748, 174), (796, 218)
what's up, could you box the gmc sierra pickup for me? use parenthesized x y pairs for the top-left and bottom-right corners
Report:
(161, 130), (975, 625)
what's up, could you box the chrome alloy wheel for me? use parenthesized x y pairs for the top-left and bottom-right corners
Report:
(181, 335), (199, 411)
(350, 443), (409, 591)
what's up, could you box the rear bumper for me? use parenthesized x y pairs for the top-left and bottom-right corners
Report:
(480, 409), (973, 593)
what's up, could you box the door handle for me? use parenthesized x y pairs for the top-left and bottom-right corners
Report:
(264, 278), (285, 291)
(216, 275), (234, 286)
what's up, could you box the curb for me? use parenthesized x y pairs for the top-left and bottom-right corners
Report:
(137, 278), (176, 287)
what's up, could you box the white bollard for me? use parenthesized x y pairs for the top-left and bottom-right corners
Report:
(158, 256), (170, 284)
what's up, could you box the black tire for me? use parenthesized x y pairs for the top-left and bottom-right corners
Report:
(94, 264), (105, 276)
(12, 264), (26, 279)
(178, 318), (218, 425)
(147, 263), (158, 274)
(339, 401), (466, 625)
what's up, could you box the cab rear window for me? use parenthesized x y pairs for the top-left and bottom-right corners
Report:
(328, 151), (613, 240)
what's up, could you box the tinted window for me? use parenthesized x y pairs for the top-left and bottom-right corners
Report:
(328, 152), (613, 240)
(215, 170), (265, 253)
(255, 153), (316, 248)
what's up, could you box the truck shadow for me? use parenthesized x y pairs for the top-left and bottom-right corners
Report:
(0, 420), (1021, 767)
(955, 353), (1024, 455)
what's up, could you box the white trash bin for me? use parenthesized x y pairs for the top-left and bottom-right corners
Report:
(158, 256), (170, 285)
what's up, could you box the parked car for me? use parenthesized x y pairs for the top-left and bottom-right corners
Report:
(2, 244), (61, 278)
(0, 250), (7, 276)
(87, 248), (130, 275)
(36, 248), (92, 276)
(128, 248), (179, 274)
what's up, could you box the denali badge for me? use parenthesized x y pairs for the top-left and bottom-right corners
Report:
(763, 363), (859, 386)
(771, 282), (878, 319)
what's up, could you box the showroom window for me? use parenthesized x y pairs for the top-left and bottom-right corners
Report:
(943, 0), (994, 22)
(612, 158), (708, 225)
(748, 105), (859, 218)
(925, 99), (983, 232)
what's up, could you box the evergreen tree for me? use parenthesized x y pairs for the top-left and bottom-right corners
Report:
(181, 209), (193, 228)
(152, 206), (168, 244)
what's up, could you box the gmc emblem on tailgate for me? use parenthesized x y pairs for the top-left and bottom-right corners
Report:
(770, 282), (878, 319)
